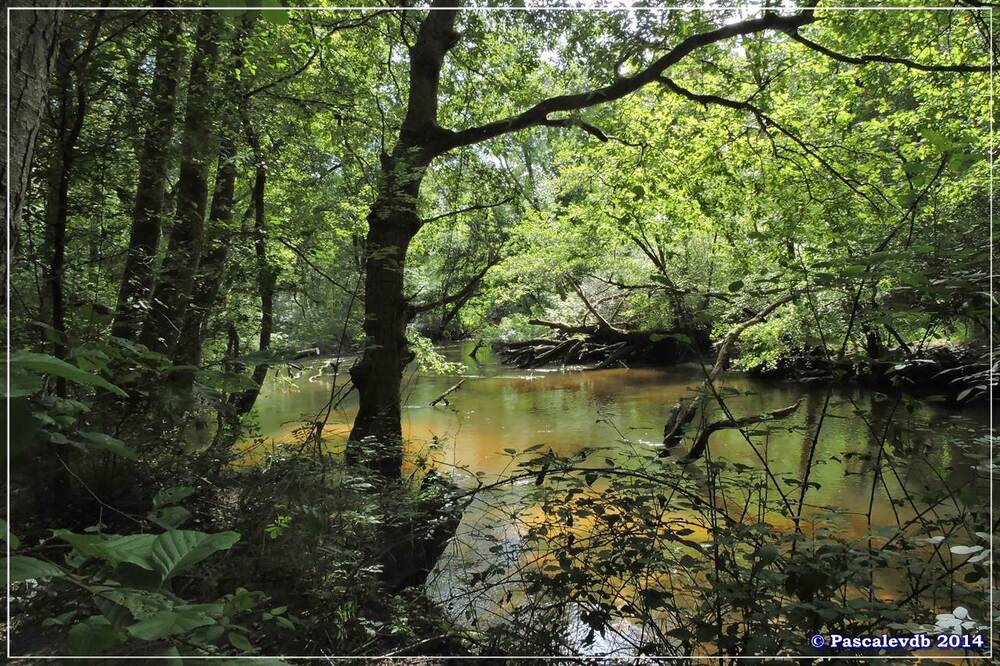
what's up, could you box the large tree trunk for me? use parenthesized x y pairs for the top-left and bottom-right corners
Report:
(139, 12), (224, 356)
(346, 152), (428, 477)
(111, 11), (185, 340)
(3, 2), (62, 294)
(345, 5), (459, 478)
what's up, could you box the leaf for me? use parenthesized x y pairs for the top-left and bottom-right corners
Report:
(728, 280), (744, 293)
(6, 555), (65, 583)
(228, 631), (255, 652)
(149, 506), (192, 530)
(69, 616), (125, 655)
(99, 589), (173, 620)
(100, 534), (158, 570)
(126, 609), (216, 641)
(949, 545), (984, 555)
(1, 519), (20, 549)
(260, 0), (289, 25)
(53, 530), (157, 570)
(4, 366), (43, 397)
(6, 351), (127, 397)
(153, 486), (196, 508)
(151, 530), (241, 580)
(77, 432), (138, 460)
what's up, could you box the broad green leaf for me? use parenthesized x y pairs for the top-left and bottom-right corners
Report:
(126, 609), (216, 641)
(228, 631), (255, 652)
(149, 506), (192, 530)
(99, 588), (173, 619)
(100, 534), (158, 570)
(6, 555), (65, 582)
(1, 519), (20, 548)
(69, 616), (125, 655)
(54, 530), (156, 570)
(6, 351), (127, 397)
(77, 432), (138, 460)
(151, 530), (241, 580)
(153, 485), (196, 508)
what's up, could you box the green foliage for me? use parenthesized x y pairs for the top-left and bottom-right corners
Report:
(4, 489), (290, 657)
(409, 329), (465, 375)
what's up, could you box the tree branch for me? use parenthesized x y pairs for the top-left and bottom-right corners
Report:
(423, 195), (513, 223)
(789, 30), (991, 73)
(659, 76), (887, 213)
(441, 10), (816, 150)
(685, 400), (802, 460)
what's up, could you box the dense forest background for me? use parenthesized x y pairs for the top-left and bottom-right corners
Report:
(3, 0), (995, 660)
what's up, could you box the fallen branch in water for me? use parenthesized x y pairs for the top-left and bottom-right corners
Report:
(430, 379), (466, 406)
(664, 292), (796, 447)
(684, 399), (802, 461)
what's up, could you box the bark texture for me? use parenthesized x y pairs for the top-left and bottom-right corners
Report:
(111, 11), (185, 340)
(139, 12), (224, 355)
(345, 5), (460, 477)
(3, 3), (62, 293)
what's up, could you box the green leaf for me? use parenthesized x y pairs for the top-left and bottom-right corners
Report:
(126, 609), (216, 641)
(99, 588), (173, 620)
(228, 631), (256, 652)
(100, 534), (158, 570)
(6, 555), (65, 582)
(149, 506), (192, 530)
(69, 616), (125, 655)
(4, 366), (43, 397)
(728, 280), (744, 293)
(153, 485), (196, 508)
(6, 351), (127, 397)
(151, 530), (241, 580)
(77, 432), (138, 460)
(260, 0), (289, 25)
(1, 519), (20, 549)
(54, 530), (157, 570)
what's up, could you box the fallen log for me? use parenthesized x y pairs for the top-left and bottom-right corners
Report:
(663, 292), (796, 448)
(683, 400), (802, 461)
(500, 321), (705, 369)
(430, 379), (466, 406)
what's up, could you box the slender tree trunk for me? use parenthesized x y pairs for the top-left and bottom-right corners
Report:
(139, 12), (224, 355)
(3, 2), (62, 294)
(111, 11), (185, 340)
(44, 32), (95, 395)
(230, 121), (275, 417)
(172, 138), (238, 381)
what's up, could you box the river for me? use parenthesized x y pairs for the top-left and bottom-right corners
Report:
(244, 342), (990, 655)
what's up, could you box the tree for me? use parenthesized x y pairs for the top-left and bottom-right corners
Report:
(111, 10), (186, 340)
(348, 1), (990, 478)
(3, 1), (63, 294)
(139, 12), (227, 356)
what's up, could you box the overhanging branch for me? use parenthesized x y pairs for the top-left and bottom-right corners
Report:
(789, 31), (991, 73)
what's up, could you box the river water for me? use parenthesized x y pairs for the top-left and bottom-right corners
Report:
(244, 342), (990, 654)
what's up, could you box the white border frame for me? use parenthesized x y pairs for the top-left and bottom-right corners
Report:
(4, 2), (994, 661)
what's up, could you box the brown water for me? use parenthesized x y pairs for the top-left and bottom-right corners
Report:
(246, 342), (990, 654)
(248, 343), (985, 526)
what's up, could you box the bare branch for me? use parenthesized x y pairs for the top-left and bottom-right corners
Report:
(423, 195), (513, 223)
(685, 400), (803, 460)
